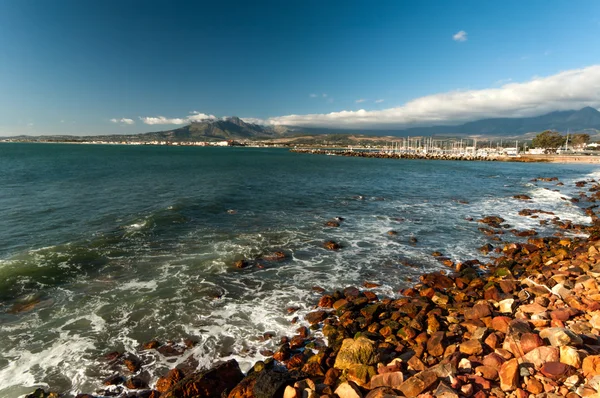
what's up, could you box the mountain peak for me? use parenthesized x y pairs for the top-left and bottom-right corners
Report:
(224, 116), (246, 126)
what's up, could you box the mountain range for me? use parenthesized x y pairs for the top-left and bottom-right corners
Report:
(135, 107), (600, 142)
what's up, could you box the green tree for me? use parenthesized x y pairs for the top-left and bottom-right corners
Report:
(532, 130), (565, 150)
(570, 133), (590, 148)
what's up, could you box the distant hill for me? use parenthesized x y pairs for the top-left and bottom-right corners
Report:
(138, 117), (285, 142)
(394, 107), (600, 137)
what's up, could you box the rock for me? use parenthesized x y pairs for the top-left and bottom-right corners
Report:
(161, 359), (244, 398)
(282, 386), (298, 398)
(304, 311), (328, 325)
(142, 340), (161, 349)
(522, 346), (559, 368)
(583, 355), (600, 377)
(24, 389), (59, 398)
(234, 260), (249, 269)
(460, 340), (483, 356)
(103, 374), (123, 386)
(434, 382), (459, 398)
(427, 331), (446, 357)
(398, 369), (439, 397)
(464, 303), (492, 320)
(560, 346), (581, 369)
(540, 362), (574, 380)
(539, 327), (583, 347)
(476, 365), (499, 381)
(325, 221), (340, 227)
(590, 312), (600, 329)
(324, 241), (341, 250)
(513, 195), (532, 200)
(369, 372), (404, 389)
(334, 382), (363, 398)
(364, 387), (399, 398)
(125, 377), (147, 389)
(123, 356), (141, 372)
(497, 299), (515, 314)
(227, 373), (258, 398)
(334, 337), (379, 370)
(156, 368), (185, 393)
(499, 358), (519, 392)
(518, 333), (544, 355)
(525, 378), (544, 394)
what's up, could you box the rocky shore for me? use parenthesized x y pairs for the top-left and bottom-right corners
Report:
(290, 148), (600, 164)
(27, 178), (600, 398)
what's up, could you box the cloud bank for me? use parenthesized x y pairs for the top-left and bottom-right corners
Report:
(110, 118), (135, 125)
(140, 112), (216, 125)
(265, 65), (600, 129)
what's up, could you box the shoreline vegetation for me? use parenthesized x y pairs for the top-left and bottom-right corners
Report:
(25, 177), (600, 398)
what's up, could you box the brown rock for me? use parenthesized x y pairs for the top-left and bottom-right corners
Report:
(324, 368), (341, 386)
(324, 241), (341, 250)
(522, 346), (559, 369)
(369, 371), (404, 389)
(560, 346), (581, 369)
(460, 340), (483, 356)
(582, 355), (600, 377)
(525, 377), (544, 394)
(499, 358), (519, 392)
(161, 359), (244, 398)
(142, 340), (161, 350)
(427, 331), (446, 357)
(156, 368), (185, 393)
(475, 365), (498, 381)
(334, 382), (363, 398)
(398, 369), (439, 398)
(318, 295), (334, 308)
(305, 310), (328, 325)
(540, 361), (574, 380)
(464, 303), (492, 321)
(518, 333), (544, 355)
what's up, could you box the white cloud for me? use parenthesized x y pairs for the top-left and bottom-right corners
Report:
(453, 30), (468, 42)
(310, 93), (318, 98)
(322, 93), (328, 98)
(265, 65), (600, 129)
(375, 99), (385, 103)
(110, 118), (135, 125)
(493, 78), (512, 86)
(140, 112), (215, 125)
(355, 99), (366, 103)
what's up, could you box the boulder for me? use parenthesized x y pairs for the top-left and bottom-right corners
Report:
(161, 359), (244, 398)
(156, 369), (185, 393)
(522, 346), (559, 368)
(583, 355), (600, 377)
(369, 371), (404, 389)
(334, 337), (379, 370)
(539, 327), (583, 347)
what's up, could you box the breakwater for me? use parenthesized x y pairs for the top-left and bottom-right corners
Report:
(290, 148), (506, 162)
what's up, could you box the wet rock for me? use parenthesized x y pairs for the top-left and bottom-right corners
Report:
(324, 241), (341, 250)
(156, 368), (185, 393)
(103, 374), (124, 386)
(125, 377), (148, 389)
(25, 389), (59, 398)
(161, 360), (243, 398)
(513, 195), (532, 200)
(305, 310), (328, 325)
(234, 260), (249, 269)
(142, 340), (161, 350)
(325, 221), (340, 227)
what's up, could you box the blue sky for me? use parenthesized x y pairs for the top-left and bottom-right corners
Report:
(1, 0), (600, 135)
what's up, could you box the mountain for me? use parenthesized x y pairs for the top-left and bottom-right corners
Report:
(137, 117), (285, 142)
(395, 107), (600, 137)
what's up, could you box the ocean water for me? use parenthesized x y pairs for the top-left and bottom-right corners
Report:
(0, 143), (598, 397)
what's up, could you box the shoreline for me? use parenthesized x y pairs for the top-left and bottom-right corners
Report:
(291, 148), (600, 164)
(26, 177), (600, 397)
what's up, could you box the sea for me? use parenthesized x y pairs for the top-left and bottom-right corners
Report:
(0, 143), (597, 397)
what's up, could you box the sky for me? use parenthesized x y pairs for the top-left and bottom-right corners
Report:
(1, 0), (600, 135)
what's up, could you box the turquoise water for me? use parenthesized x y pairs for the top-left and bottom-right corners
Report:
(0, 143), (597, 397)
